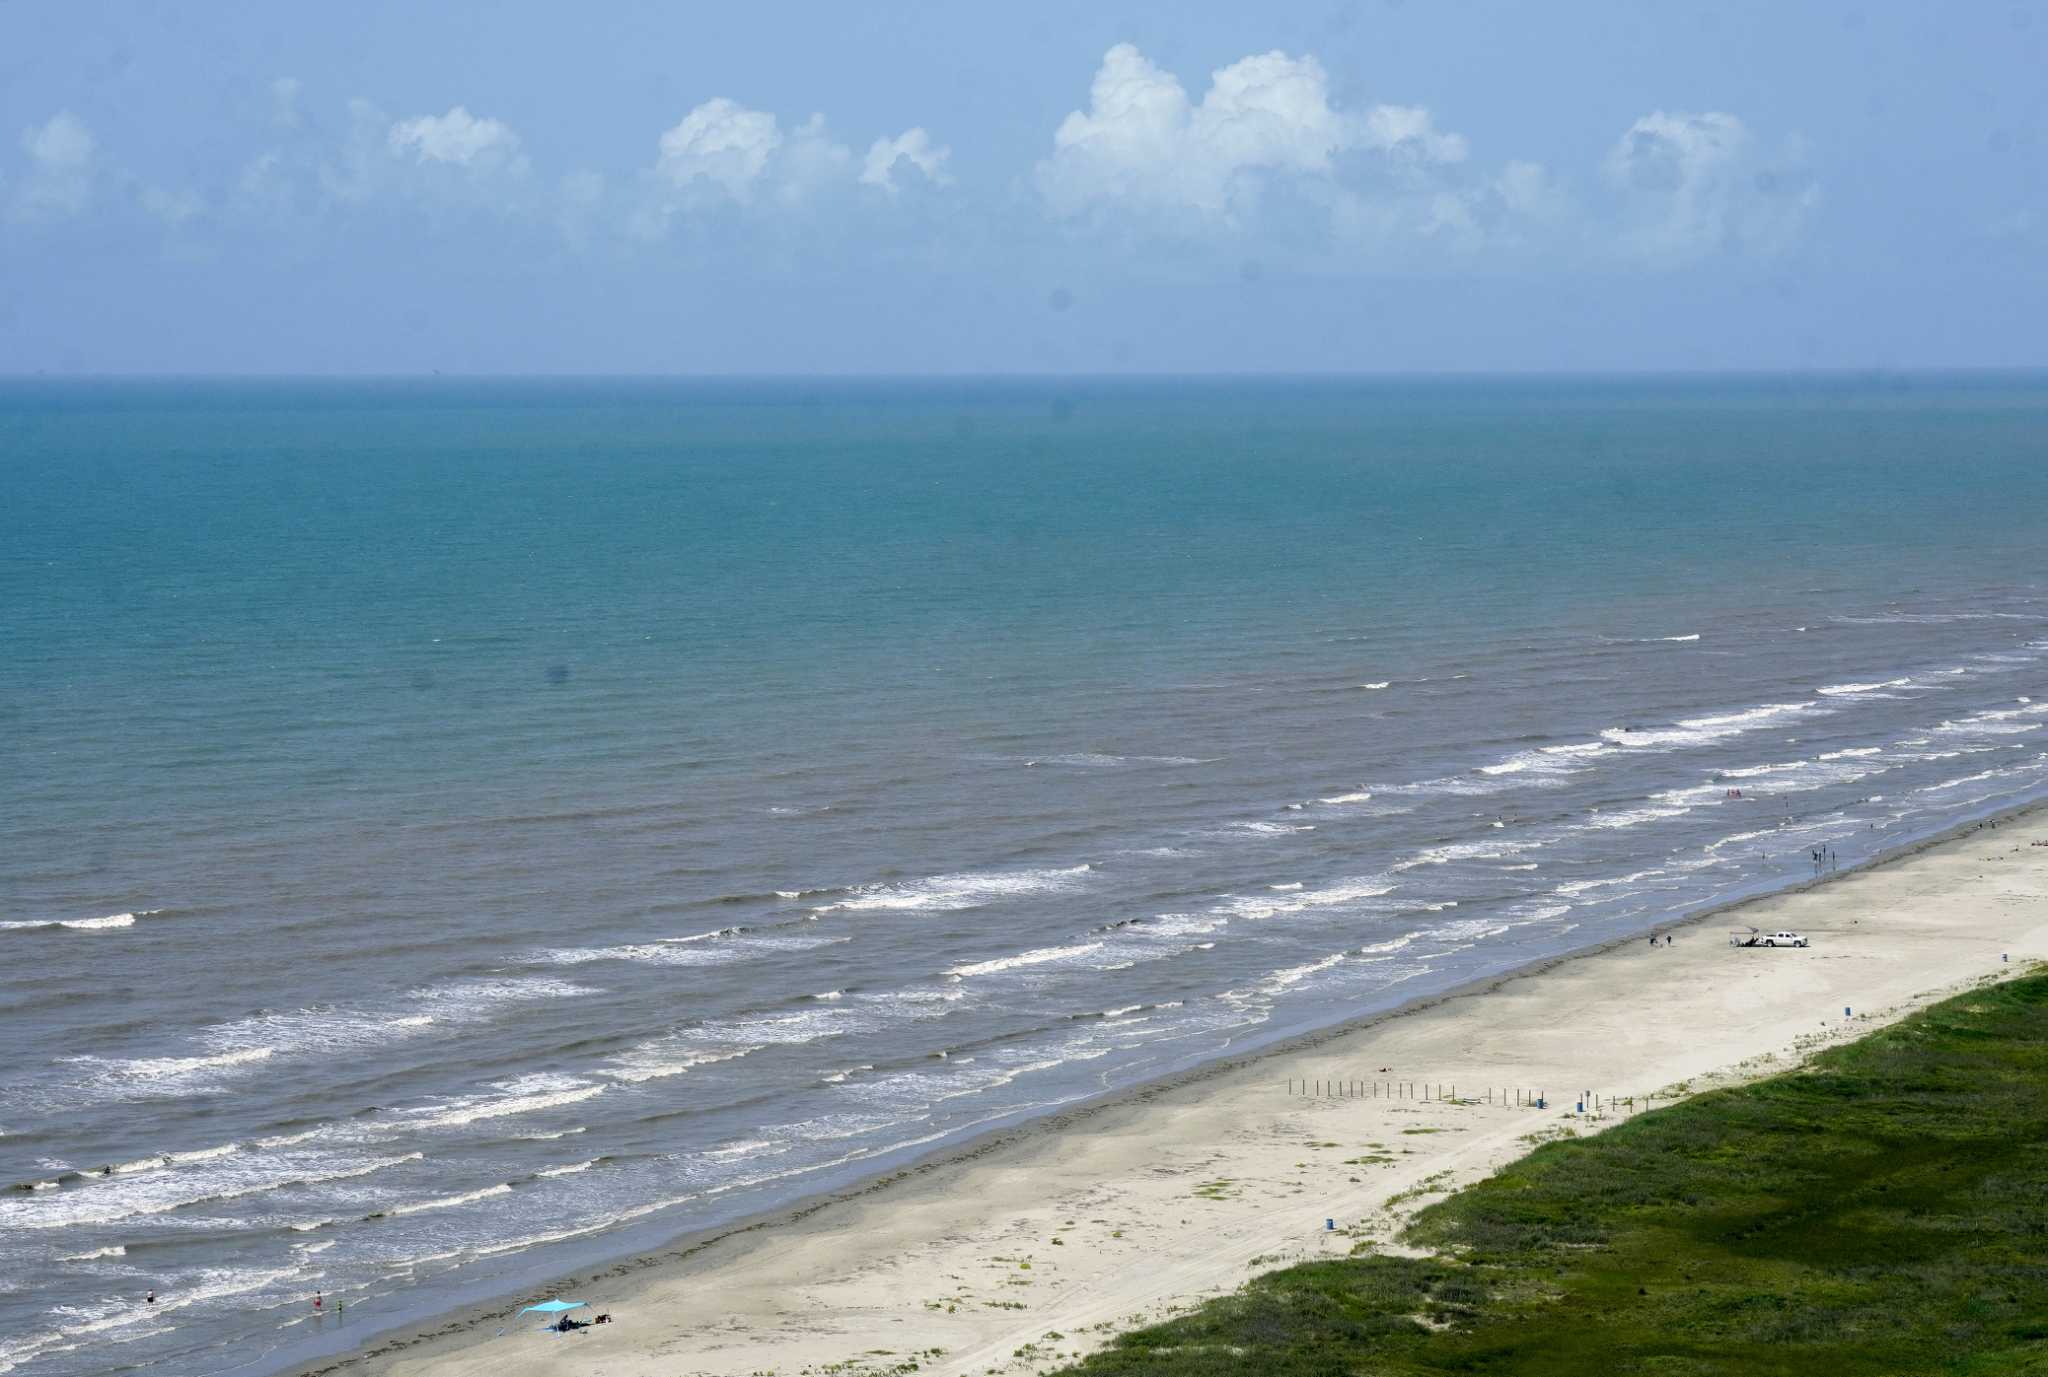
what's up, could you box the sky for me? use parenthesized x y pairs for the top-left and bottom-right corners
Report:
(0, 0), (2043, 375)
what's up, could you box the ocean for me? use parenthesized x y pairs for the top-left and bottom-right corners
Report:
(3, 375), (2046, 1376)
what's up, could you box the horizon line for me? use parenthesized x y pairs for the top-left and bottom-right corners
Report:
(4, 366), (2047, 384)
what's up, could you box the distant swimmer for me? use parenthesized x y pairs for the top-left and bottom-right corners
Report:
(313, 1291), (322, 1313)
(145, 1290), (155, 1305)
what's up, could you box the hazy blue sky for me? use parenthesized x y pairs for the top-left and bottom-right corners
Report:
(2, 1), (2043, 374)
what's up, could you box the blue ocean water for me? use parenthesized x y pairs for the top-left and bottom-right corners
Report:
(2, 375), (2047, 1376)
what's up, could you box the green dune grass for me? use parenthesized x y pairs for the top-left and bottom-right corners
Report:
(1053, 969), (2048, 1376)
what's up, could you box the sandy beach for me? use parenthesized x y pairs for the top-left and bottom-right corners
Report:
(308, 805), (2048, 1377)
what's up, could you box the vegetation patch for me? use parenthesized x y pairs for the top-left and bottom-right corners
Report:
(1051, 970), (2048, 1376)
(1384, 1172), (1453, 1209)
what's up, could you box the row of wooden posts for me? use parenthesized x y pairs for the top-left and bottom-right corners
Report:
(1287, 1080), (1507, 1103)
(1285, 1080), (1658, 1114)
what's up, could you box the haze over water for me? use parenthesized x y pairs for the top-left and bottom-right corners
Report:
(4, 375), (2047, 1377)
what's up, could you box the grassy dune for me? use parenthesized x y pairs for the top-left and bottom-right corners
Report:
(1054, 971), (2048, 1376)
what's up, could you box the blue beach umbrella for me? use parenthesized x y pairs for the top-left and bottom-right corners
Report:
(519, 1299), (587, 1314)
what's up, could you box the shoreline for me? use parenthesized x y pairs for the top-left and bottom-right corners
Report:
(281, 789), (2048, 1377)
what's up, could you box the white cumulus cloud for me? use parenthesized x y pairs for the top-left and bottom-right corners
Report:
(648, 98), (939, 218)
(1606, 111), (1817, 263)
(1035, 44), (1468, 223)
(388, 105), (528, 173)
(774, 115), (855, 198)
(10, 111), (96, 221)
(860, 127), (950, 193)
(1358, 104), (1468, 165)
(655, 97), (789, 199)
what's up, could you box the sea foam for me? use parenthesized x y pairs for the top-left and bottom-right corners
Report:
(823, 865), (1094, 913)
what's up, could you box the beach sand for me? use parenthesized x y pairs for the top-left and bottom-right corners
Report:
(323, 807), (2048, 1377)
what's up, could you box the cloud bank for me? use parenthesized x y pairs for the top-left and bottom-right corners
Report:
(1033, 44), (1814, 268)
(644, 97), (948, 215)
(1035, 44), (1465, 223)
(1, 45), (1816, 275)
(388, 106), (529, 174)
(1606, 111), (1818, 264)
(861, 127), (951, 194)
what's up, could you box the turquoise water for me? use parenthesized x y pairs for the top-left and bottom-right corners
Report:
(3, 376), (2046, 1376)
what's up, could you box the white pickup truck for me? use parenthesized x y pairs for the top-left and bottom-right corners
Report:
(1730, 929), (1809, 948)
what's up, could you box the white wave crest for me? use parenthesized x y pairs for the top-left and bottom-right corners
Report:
(1917, 768), (2010, 793)
(53, 977), (596, 1104)
(1579, 804), (1693, 830)
(538, 941), (743, 967)
(948, 942), (1104, 978)
(1511, 904), (1572, 923)
(825, 865), (1093, 913)
(1215, 878), (1395, 921)
(0, 911), (150, 933)
(1933, 703), (2048, 737)
(602, 1045), (755, 1084)
(1601, 701), (1813, 750)
(66, 1047), (274, 1083)
(536, 1159), (598, 1177)
(515, 1126), (587, 1141)
(1427, 917), (1515, 943)
(1553, 867), (1668, 896)
(1223, 951), (1347, 1005)
(1480, 742), (1604, 777)
(108, 1141), (242, 1175)
(382, 1182), (512, 1217)
(0, 1150), (422, 1231)
(1393, 838), (1543, 871)
(397, 1073), (604, 1130)
(1373, 773), (1516, 797)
